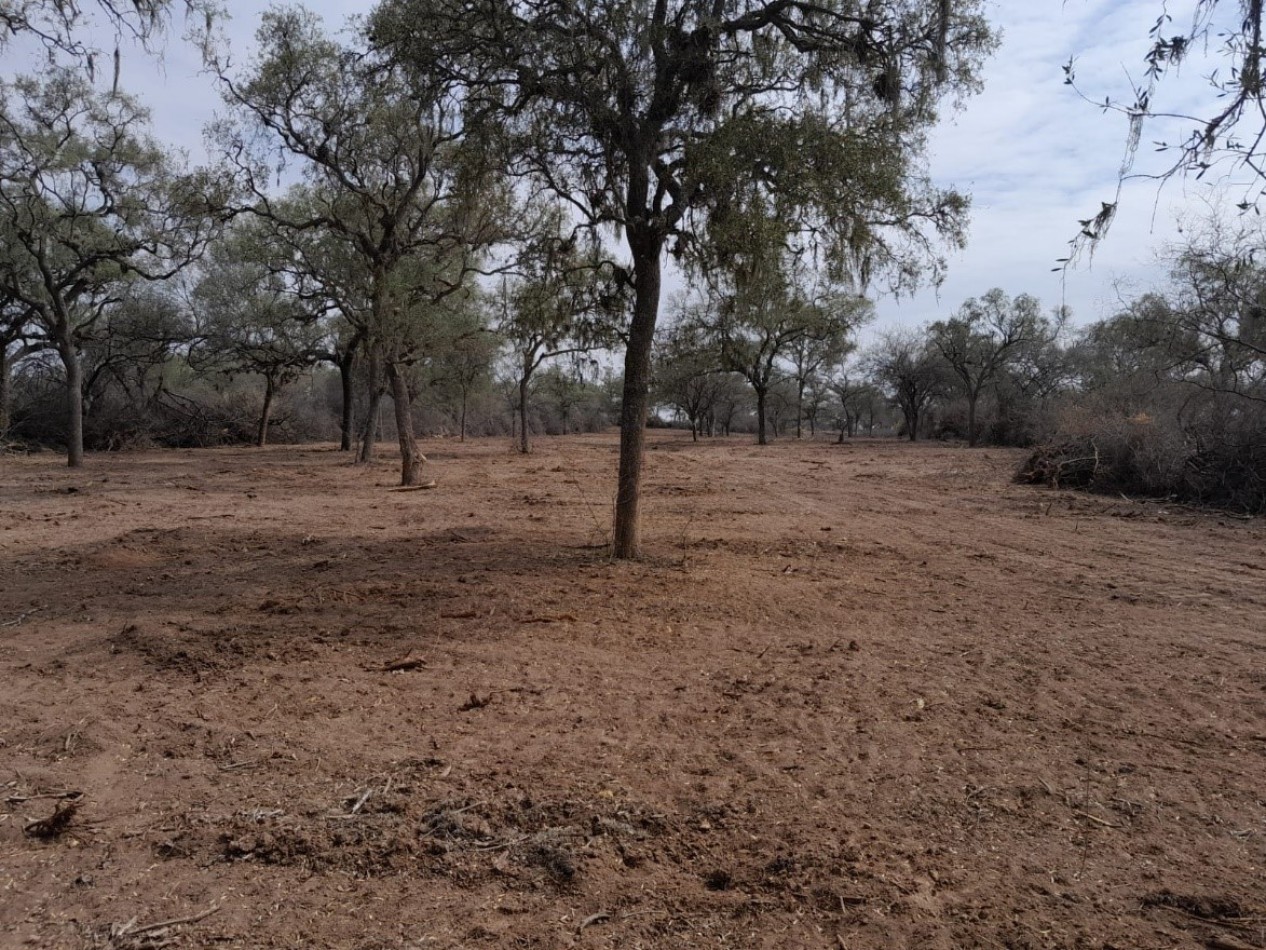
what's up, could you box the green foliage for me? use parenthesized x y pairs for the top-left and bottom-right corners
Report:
(0, 69), (221, 339)
(498, 207), (624, 373)
(0, 66), (224, 463)
(211, 6), (510, 358)
(928, 288), (1062, 444)
(376, 0), (992, 290)
(374, 0), (995, 548)
(191, 219), (325, 386)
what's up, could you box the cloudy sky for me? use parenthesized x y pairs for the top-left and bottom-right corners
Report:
(906, 0), (1237, 331)
(5, 1), (1246, 332)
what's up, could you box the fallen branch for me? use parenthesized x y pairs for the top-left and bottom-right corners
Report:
(1, 608), (40, 628)
(111, 904), (220, 939)
(217, 759), (260, 773)
(24, 799), (80, 839)
(350, 788), (373, 815)
(1073, 809), (1119, 829)
(387, 480), (437, 492)
(366, 654), (427, 673)
(6, 789), (81, 806)
(577, 911), (610, 934)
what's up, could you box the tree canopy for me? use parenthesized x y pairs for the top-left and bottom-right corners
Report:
(211, 6), (511, 484)
(0, 68), (224, 465)
(372, 0), (996, 556)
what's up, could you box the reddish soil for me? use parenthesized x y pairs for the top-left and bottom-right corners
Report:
(1, 432), (1264, 949)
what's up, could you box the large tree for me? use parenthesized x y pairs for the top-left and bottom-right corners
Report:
(865, 329), (946, 441)
(1154, 216), (1266, 404)
(78, 286), (189, 445)
(829, 362), (883, 440)
(1, 291), (41, 436)
(192, 223), (326, 447)
(252, 196), (371, 454)
(707, 274), (868, 445)
(928, 288), (1055, 446)
(496, 212), (619, 454)
(374, 0), (995, 557)
(691, 193), (871, 444)
(211, 7), (508, 485)
(655, 316), (729, 441)
(430, 294), (497, 442)
(0, 69), (222, 466)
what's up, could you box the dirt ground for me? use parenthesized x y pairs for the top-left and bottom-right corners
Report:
(1, 432), (1264, 950)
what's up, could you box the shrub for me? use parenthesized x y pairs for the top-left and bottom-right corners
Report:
(1018, 391), (1266, 513)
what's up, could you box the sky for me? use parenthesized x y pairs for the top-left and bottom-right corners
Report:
(900, 0), (1237, 332)
(3, 0), (1246, 334)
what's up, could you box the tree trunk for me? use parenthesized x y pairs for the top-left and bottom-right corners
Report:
(518, 372), (531, 454)
(459, 387), (468, 442)
(967, 391), (979, 447)
(796, 381), (805, 438)
(0, 347), (11, 436)
(338, 351), (356, 451)
(60, 338), (84, 468)
(755, 386), (768, 445)
(612, 243), (661, 560)
(387, 361), (425, 486)
(257, 374), (275, 447)
(907, 408), (919, 441)
(358, 349), (383, 463)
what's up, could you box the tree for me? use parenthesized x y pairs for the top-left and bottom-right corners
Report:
(829, 365), (871, 440)
(374, 0), (995, 557)
(192, 224), (325, 447)
(1153, 216), (1266, 404)
(928, 288), (1053, 446)
(420, 291), (496, 442)
(496, 214), (618, 454)
(699, 235), (870, 446)
(1, 291), (41, 436)
(865, 329), (946, 441)
(235, 198), (368, 453)
(319, 320), (366, 453)
(78, 286), (189, 446)
(0, 69), (222, 466)
(655, 317), (727, 441)
(786, 324), (866, 439)
(211, 7), (507, 484)
(719, 287), (861, 445)
(711, 372), (751, 437)
(801, 371), (834, 437)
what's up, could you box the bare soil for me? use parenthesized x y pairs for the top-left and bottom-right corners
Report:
(1, 432), (1264, 949)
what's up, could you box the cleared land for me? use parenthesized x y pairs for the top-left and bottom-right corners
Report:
(1, 432), (1264, 949)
